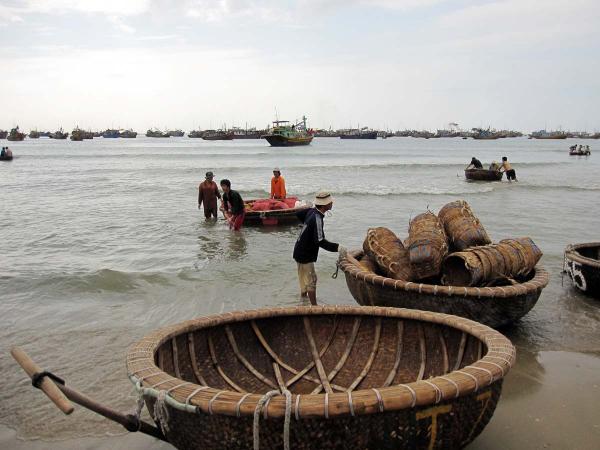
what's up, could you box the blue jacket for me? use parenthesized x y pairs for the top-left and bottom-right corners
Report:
(293, 208), (339, 263)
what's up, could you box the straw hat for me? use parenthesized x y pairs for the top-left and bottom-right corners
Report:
(314, 191), (334, 206)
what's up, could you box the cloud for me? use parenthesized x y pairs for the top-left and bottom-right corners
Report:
(108, 15), (136, 34)
(23, 0), (150, 16)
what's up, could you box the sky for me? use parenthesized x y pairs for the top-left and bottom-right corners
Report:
(0, 0), (599, 132)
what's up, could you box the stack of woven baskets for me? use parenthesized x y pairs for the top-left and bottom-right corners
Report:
(362, 200), (542, 287)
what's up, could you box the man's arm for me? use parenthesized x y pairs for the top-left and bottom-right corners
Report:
(214, 183), (221, 199)
(315, 215), (339, 252)
(198, 186), (203, 206)
(281, 178), (286, 199)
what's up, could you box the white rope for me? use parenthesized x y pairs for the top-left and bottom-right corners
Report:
(130, 385), (145, 432)
(252, 389), (293, 450)
(153, 390), (170, 435)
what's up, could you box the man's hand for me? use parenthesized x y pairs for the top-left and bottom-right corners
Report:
(338, 245), (348, 261)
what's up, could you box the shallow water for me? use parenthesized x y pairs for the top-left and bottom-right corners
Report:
(1, 136), (599, 447)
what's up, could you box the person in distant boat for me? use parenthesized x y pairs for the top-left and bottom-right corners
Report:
(0, 147), (5, 157)
(220, 179), (245, 231)
(570, 145), (577, 152)
(198, 171), (221, 219)
(585, 145), (590, 153)
(500, 156), (517, 181)
(270, 167), (286, 200)
(293, 191), (346, 306)
(467, 157), (483, 169)
(489, 161), (500, 171)
(5, 147), (12, 158)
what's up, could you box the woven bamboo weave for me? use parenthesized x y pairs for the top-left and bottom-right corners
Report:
(363, 227), (412, 280)
(406, 212), (448, 280)
(127, 305), (515, 449)
(438, 201), (491, 251)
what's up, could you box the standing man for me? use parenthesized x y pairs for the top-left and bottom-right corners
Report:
(270, 167), (286, 200)
(500, 156), (517, 181)
(293, 191), (346, 305)
(220, 179), (245, 231)
(198, 171), (221, 219)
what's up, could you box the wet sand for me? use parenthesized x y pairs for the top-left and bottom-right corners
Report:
(2, 350), (598, 449)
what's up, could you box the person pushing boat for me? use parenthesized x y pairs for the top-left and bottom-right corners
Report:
(466, 157), (483, 169)
(293, 191), (346, 305)
(220, 179), (245, 231)
(198, 171), (221, 219)
(500, 156), (517, 181)
(270, 167), (286, 200)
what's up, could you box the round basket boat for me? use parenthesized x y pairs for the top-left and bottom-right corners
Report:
(464, 169), (503, 181)
(564, 242), (600, 298)
(243, 205), (309, 226)
(339, 250), (549, 328)
(127, 305), (515, 450)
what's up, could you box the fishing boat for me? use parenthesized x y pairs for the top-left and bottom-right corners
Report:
(119, 129), (137, 138)
(202, 129), (234, 140)
(529, 130), (568, 139)
(564, 242), (600, 298)
(0, 130), (7, 139)
(50, 128), (68, 139)
(340, 128), (378, 139)
(7, 126), (26, 141)
(465, 168), (503, 181)
(338, 250), (548, 328)
(11, 305), (515, 449)
(241, 198), (309, 226)
(188, 130), (204, 138)
(231, 127), (264, 139)
(28, 130), (40, 139)
(168, 129), (185, 137)
(0, 151), (13, 161)
(263, 116), (313, 147)
(146, 129), (170, 138)
(102, 129), (120, 138)
(70, 127), (86, 141)
(471, 128), (500, 140)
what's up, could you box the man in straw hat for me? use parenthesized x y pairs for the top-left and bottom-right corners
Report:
(198, 171), (221, 219)
(293, 191), (346, 305)
(270, 167), (286, 200)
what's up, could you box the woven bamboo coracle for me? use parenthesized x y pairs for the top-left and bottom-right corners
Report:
(438, 201), (491, 251)
(564, 242), (600, 298)
(363, 227), (412, 280)
(339, 250), (548, 328)
(359, 254), (379, 273)
(442, 238), (543, 287)
(127, 306), (515, 449)
(406, 212), (448, 280)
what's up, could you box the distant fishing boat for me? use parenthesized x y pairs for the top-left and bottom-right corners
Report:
(7, 126), (26, 141)
(102, 129), (120, 138)
(201, 129), (234, 140)
(119, 129), (137, 138)
(471, 128), (500, 140)
(188, 129), (204, 138)
(0, 130), (7, 139)
(340, 127), (378, 139)
(50, 128), (68, 139)
(231, 126), (264, 139)
(28, 130), (40, 139)
(263, 116), (313, 147)
(167, 129), (185, 137)
(70, 127), (86, 141)
(146, 128), (170, 138)
(530, 130), (568, 139)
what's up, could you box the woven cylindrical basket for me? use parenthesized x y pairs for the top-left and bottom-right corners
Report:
(127, 305), (516, 449)
(339, 250), (548, 329)
(363, 227), (412, 280)
(406, 212), (448, 280)
(442, 238), (543, 287)
(438, 201), (491, 251)
(564, 242), (600, 298)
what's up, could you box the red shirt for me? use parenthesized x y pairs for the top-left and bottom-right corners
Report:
(198, 180), (221, 208)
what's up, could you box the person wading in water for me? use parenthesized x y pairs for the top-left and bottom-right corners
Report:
(198, 171), (221, 219)
(500, 156), (517, 181)
(220, 179), (245, 231)
(270, 167), (286, 200)
(293, 191), (346, 305)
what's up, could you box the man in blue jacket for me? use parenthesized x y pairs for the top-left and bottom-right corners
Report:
(293, 191), (346, 305)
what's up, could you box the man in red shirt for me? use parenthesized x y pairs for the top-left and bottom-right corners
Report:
(198, 171), (221, 219)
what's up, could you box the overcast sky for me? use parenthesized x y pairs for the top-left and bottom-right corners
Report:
(1, 0), (599, 131)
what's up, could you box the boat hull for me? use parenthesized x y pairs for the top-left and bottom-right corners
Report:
(465, 169), (503, 181)
(340, 132), (378, 139)
(0, 155), (13, 161)
(564, 243), (600, 298)
(243, 205), (309, 226)
(202, 135), (234, 141)
(263, 135), (313, 146)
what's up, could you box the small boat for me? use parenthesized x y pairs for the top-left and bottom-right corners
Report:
(465, 168), (503, 181)
(146, 128), (170, 138)
(0, 154), (13, 161)
(340, 128), (378, 139)
(569, 146), (591, 156)
(263, 116), (313, 147)
(12, 305), (515, 449)
(28, 130), (40, 139)
(168, 129), (185, 137)
(471, 128), (501, 140)
(0, 130), (7, 139)
(338, 250), (549, 328)
(564, 242), (600, 298)
(241, 198), (309, 226)
(7, 126), (26, 141)
(119, 129), (137, 138)
(202, 129), (234, 140)
(50, 128), (68, 139)
(70, 127), (86, 141)
(102, 129), (120, 138)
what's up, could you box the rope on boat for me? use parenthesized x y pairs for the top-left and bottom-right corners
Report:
(154, 390), (171, 435)
(253, 389), (292, 450)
